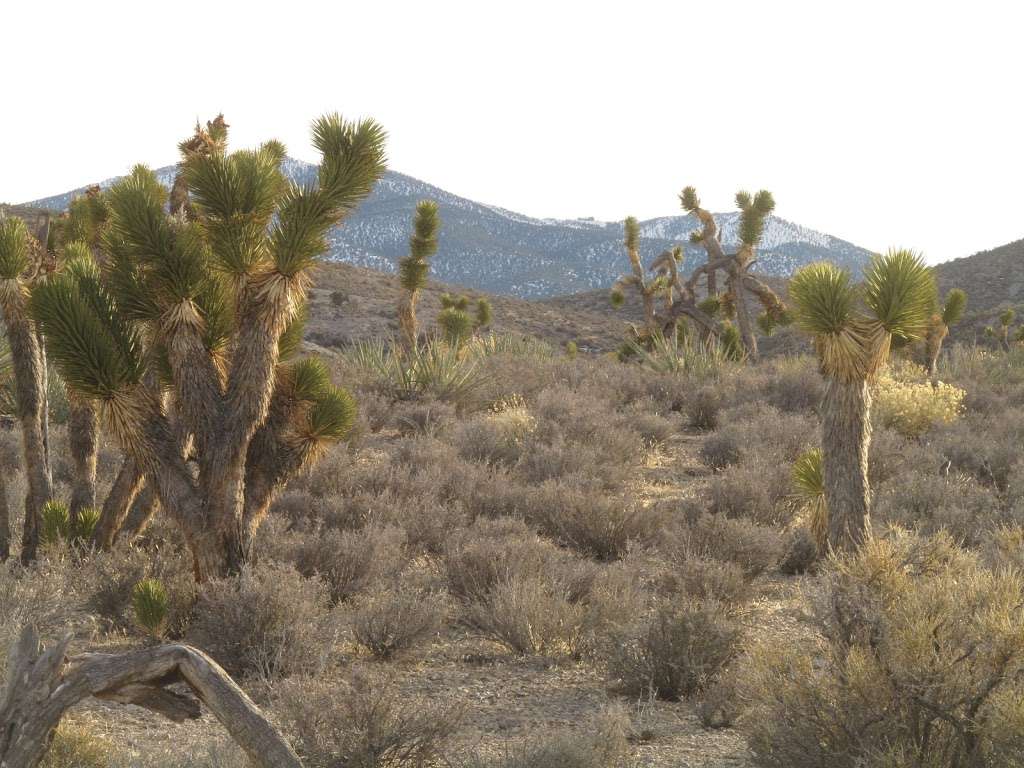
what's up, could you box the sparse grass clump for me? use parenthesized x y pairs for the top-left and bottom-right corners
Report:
(352, 584), (446, 659)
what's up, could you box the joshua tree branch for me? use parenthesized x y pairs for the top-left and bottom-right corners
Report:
(0, 626), (302, 768)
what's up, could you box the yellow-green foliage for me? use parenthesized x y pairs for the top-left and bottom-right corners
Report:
(41, 723), (112, 768)
(132, 578), (170, 637)
(872, 367), (964, 438)
(40, 501), (101, 545)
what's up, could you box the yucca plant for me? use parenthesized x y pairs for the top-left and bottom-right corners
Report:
(132, 578), (169, 638)
(788, 448), (827, 554)
(29, 114), (383, 580)
(923, 287), (966, 375)
(0, 214), (53, 564)
(40, 499), (70, 546)
(789, 250), (935, 549)
(347, 338), (483, 405)
(397, 200), (439, 351)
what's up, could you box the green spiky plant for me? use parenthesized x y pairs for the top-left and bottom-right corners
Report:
(0, 215), (53, 564)
(610, 217), (661, 337)
(475, 297), (493, 330)
(789, 251), (936, 549)
(436, 293), (490, 347)
(397, 200), (440, 351)
(30, 114), (383, 580)
(788, 448), (827, 557)
(923, 288), (966, 375)
(132, 578), (169, 638)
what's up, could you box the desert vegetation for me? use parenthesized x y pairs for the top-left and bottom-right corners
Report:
(2, 116), (1020, 768)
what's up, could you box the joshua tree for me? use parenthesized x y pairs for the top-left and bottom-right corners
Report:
(984, 307), (1016, 351)
(437, 292), (491, 346)
(789, 250), (935, 550)
(611, 189), (787, 358)
(30, 113), (385, 580)
(680, 187), (788, 359)
(611, 217), (660, 337)
(923, 287), (966, 376)
(397, 200), (439, 350)
(0, 216), (53, 564)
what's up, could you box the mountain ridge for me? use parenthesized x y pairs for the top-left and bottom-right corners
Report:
(24, 158), (874, 299)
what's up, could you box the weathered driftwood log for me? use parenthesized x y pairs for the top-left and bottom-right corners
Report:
(0, 626), (301, 768)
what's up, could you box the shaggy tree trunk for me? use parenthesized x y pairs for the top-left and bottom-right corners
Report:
(822, 377), (872, 550)
(117, 482), (160, 542)
(92, 458), (143, 549)
(0, 305), (53, 565)
(398, 292), (418, 351)
(925, 322), (948, 378)
(67, 400), (98, 523)
(0, 626), (302, 768)
(0, 466), (9, 562)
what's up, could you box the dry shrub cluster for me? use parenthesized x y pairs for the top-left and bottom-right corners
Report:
(738, 532), (1024, 767)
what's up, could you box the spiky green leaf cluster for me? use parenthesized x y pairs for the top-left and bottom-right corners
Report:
(399, 200), (439, 292)
(440, 293), (470, 311)
(31, 260), (145, 400)
(41, 500), (69, 545)
(0, 216), (30, 280)
(624, 216), (641, 252)
(736, 190), (775, 248)
(999, 308), (1016, 328)
(304, 385), (357, 442)
(132, 578), (169, 637)
(55, 188), (109, 250)
(277, 301), (308, 361)
(789, 262), (856, 336)
(719, 322), (745, 361)
(610, 288), (625, 308)
(941, 289), (967, 327)
(697, 296), (721, 317)
(679, 186), (700, 213)
(863, 249), (935, 341)
(438, 307), (473, 346)
(271, 115), (387, 277)
(792, 448), (825, 501)
(475, 297), (493, 329)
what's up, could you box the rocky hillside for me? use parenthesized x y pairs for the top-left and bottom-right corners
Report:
(26, 160), (872, 299)
(934, 238), (1024, 341)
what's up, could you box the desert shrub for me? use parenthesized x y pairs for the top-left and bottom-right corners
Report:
(625, 407), (674, 447)
(777, 526), (819, 575)
(80, 544), (194, 634)
(458, 707), (630, 768)
(872, 373), (965, 438)
(698, 670), (743, 730)
(699, 429), (743, 470)
(330, 289), (349, 306)
(687, 385), (721, 430)
(980, 525), (1024, 571)
(658, 557), (753, 606)
(762, 355), (822, 413)
(278, 669), (463, 768)
(280, 525), (407, 603)
(707, 458), (792, 525)
(41, 723), (113, 768)
(933, 409), (1024, 490)
(663, 513), (783, 578)
(605, 599), (742, 701)
(710, 404), (817, 464)
(351, 584), (446, 660)
(388, 398), (457, 436)
(872, 469), (1007, 545)
(455, 406), (536, 466)
(738, 532), (1024, 767)
(526, 482), (659, 560)
(449, 521), (639, 657)
(188, 562), (339, 681)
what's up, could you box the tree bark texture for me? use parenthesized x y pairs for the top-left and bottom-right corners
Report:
(822, 377), (872, 550)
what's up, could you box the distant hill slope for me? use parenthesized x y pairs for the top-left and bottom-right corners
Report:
(934, 238), (1024, 341)
(25, 159), (873, 299)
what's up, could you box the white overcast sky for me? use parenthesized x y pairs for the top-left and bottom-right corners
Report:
(2, 0), (1021, 264)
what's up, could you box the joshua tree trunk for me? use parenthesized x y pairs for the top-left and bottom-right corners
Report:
(924, 322), (948, 378)
(398, 293), (419, 351)
(91, 458), (144, 549)
(0, 467), (9, 562)
(0, 626), (302, 768)
(67, 399), (98, 523)
(1, 306), (52, 564)
(821, 377), (872, 550)
(117, 482), (160, 542)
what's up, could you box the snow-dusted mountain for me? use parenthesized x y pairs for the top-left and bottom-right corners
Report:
(25, 159), (872, 299)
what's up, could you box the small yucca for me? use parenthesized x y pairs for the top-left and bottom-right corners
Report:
(41, 500), (70, 545)
(789, 448), (827, 552)
(132, 578), (169, 637)
(72, 507), (101, 542)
